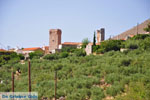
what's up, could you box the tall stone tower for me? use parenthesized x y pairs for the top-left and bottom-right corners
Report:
(49, 29), (62, 52)
(97, 30), (101, 43)
(97, 28), (105, 42)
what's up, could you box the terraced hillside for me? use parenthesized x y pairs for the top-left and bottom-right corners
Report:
(0, 35), (150, 100)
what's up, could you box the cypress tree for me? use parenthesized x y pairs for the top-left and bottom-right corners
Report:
(93, 31), (96, 46)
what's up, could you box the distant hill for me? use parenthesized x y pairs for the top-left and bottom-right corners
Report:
(112, 19), (150, 40)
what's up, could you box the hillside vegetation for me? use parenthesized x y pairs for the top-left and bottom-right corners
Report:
(0, 34), (150, 100)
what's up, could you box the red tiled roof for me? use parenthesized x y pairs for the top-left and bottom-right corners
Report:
(121, 38), (126, 40)
(43, 46), (49, 50)
(62, 42), (82, 45)
(129, 35), (134, 38)
(23, 47), (42, 51)
(121, 35), (135, 40)
(88, 42), (101, 45)
(0, 49), (6, 52)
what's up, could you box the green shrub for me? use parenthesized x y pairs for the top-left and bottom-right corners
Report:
(105, 50), (115, 56)
(10, 52), (18, 58)
(67, 92), (82, 100)
(140, 37), (150, 50)
(43, 53), (59, 60)
(125, 40), (139, 49)
(82, 38), (90, 48)
(106, 84), (124, 96)
(91, 87), (105, 100)
(105, 73), (122, 84)
(61, 46), (77, 53)
(115, 82), (148, 100)
(18, 54), (25, 60)
(75, 49), (86, 57)
(120, 58), (132, 66)
(54, 64), (63, 71)
(0, 51), (12, 55)
(96, 40), (123, 53)
(0, 52), (22, 66)
(96, 48), (105, 54)
(60, 52), (69, 58)
(131, 34), (150, 40)
(92, 45), (100, 52)
(29, 50), (44, 59)
(1, 55), (10, 61)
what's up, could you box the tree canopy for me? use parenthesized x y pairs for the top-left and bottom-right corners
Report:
(82, 38), (90, 48)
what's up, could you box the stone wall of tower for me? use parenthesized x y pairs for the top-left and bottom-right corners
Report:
(100, 28), (105, 41)
(49, 29), (62, 52)
(97, 30), (101, 43)
(97, 28), (105, 42)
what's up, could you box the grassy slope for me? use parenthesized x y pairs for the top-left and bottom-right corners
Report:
(0, 49), (150, 100)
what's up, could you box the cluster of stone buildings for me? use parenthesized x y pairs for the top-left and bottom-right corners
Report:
(48, 28), (105, 54)
(1, 28), (105, 57)
(47, 19), (150, 55)
(1, 19), (149, 56)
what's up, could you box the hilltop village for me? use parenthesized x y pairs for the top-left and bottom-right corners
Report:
(0, 19), (150, 57)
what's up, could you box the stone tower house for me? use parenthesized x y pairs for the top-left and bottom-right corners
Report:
(49, 29), (62, 52)
(97, 28), (105, 42)
(97, 30), (100, 43)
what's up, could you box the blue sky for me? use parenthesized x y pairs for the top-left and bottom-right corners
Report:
(0, 0), (150, 49)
